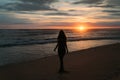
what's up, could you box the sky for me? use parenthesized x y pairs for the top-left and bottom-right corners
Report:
(0, 0), (120, 29)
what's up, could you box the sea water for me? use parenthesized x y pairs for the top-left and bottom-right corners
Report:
(0, 29), (120, 66)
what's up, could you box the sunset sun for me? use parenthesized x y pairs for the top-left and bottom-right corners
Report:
(77, 26), (86, 31)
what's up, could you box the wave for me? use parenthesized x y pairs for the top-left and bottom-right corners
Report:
(0, 37), (120, 47)
(68, 37), (120, 41)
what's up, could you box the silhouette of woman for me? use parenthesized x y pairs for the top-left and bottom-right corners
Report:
(54, 30), (68, 73)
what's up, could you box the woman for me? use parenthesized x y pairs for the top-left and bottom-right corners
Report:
(54, 30), (68, 73)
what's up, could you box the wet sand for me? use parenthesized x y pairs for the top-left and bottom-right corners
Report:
(0, 43), (120, 80)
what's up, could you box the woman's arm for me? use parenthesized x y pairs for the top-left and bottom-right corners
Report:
(54, 43), (58, 51)
(65, 43), (69, 53)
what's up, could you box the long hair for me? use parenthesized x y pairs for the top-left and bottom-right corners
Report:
(57, 30), (67, 44)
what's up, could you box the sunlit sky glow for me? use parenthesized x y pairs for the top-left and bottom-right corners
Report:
(0, 0), (120, 29)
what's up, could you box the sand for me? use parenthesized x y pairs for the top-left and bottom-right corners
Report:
(0, 43), (120, 80)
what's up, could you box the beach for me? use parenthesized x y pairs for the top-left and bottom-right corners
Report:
(0, 43), (120, 80)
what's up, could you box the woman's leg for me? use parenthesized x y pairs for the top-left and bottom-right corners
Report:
(59, 54), (65, 72)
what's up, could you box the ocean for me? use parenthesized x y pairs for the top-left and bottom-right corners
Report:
(0, 29), (120, 66)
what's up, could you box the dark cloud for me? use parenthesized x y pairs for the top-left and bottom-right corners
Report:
(102, 10), (120, 17)
(45, 12), (72, 16)
(73, 0), (103, 4)
(103, 10), (120, 13)
(107, 0), (120, 6)
(43, 22), (74, 27)
(0, 0), (58, 11)
(72, 0), (120, 9)
(92, 4), (117, 8)
(68, 9), (77, 12)
(111, 13), (120, 16)
(0, 14), (31, 24)
(95, 16), (120, 19)
(96, 0), (120, 8)
(91, 21), (120, 27)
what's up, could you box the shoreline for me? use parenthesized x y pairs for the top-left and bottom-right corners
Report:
(0, 41), (118, 67)
(0, 43), (120, 80)
(0, 40), (119, 66)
